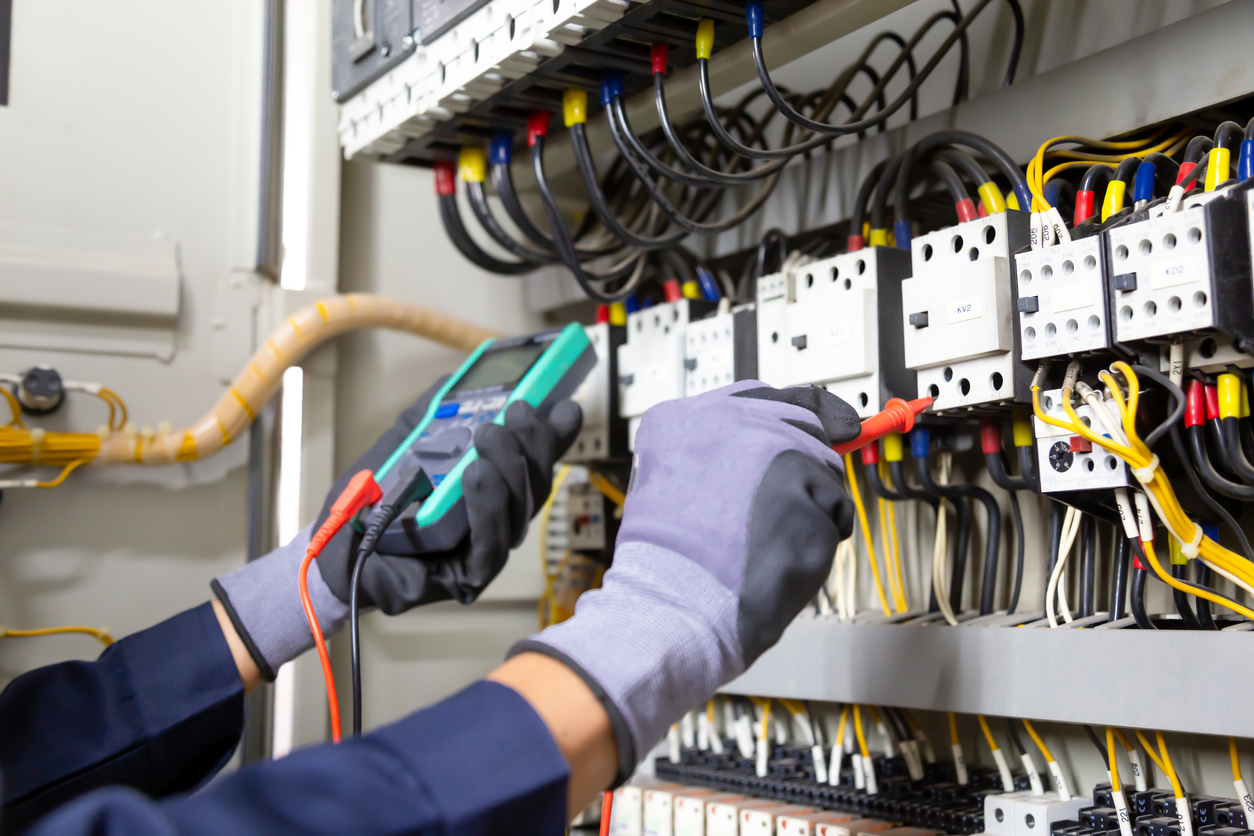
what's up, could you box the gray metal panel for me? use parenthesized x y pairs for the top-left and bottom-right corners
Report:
(722, 615), (1254, 737)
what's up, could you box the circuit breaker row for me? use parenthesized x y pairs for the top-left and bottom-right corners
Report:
(565, 184), (1254, 500)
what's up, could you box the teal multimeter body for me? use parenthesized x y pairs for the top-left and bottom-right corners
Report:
(370, 322), (595, 554)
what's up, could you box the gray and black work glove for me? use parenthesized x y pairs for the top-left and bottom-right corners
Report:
(213, 377), (581, 681)
(511, 381), (858, 784)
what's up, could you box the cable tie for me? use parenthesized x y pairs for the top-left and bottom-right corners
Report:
(1180, 524), (1204, 560)
(1131, 454), (1160, 484)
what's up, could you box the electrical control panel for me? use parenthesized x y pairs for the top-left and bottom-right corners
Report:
(1108, 190), (1254, 348)
(902, 213), (1030, 412)
(566, 481), (615, 552)
(685, 307), (758, 398)
(784, 248), (914, 418)
(331, 0), (418, 105)
(618, 299), (715, 449)
(1033, 388), (1129, 494)
(1014, 232), (1112, 360)
(756, 270), (795, 388)
(564, 322), (628, 463)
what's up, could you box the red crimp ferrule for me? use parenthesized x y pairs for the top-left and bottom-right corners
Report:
(846, 234), (864, 252)
(651, 42), (669, 75)
(1073, 190), (1095, 226)
(979, 416), (1002, 455)
(861, 441), (879, 466)
(527, 111), (551, 147)
(434, 161), (457, 196)
(1185, 380), (1205, 428)
(663, 279), (682, 302)
(1206, 384), (1221, 421)
(955, 198), (977, 223)
(1177, 161), (1196, 186)
(833, 397), (932, 456)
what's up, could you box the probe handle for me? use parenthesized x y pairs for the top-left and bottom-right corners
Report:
(832, 397), (932, 456)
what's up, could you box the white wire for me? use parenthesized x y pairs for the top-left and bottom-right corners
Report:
(933, 453), (959, 626)
(1046, 508), (1081, 627)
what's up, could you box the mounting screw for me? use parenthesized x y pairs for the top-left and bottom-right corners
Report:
(16, 366), (65, 416)
(402, 35), (414, 48)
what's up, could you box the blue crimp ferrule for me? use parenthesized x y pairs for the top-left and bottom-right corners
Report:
(910, 427), (931, 459)
(1240, 140), (1254, 182)
(625, 295), (641, 314)
(1133, 161), (1156, 203)
(1202, 521), (1220, 542)
(489, 132), (513, 166)
(640, 297), (656, 309)
(1012, 182), (1033, 213)
(696, 267), (721, 301)
(893, 220), (912, 251)
(600, 71), (624, 106)
(1041, 180), (1062, 209)
(746, 1), (764, 38)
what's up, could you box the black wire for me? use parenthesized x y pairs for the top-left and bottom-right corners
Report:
(1186, 424), (1254, 501)
(1172, 424), (1254, 561)
(1195, 563), (1218, 630)
(1084, 725), (1110, 770)
(1220, 417), (1254, 486)
(986, 450), (1028, 492)
(929, 158), (970, 206)
(465, 182), (553, 264)
(870, 156), (906, 233)
(894, 131), (1026, 226)
(438, 193), (535, 275)
(1184, 135), (1213, 166)
(1005, 718), (1027, 756)
(932, 147), (992, 189)
(1078, 515), (1096, 618)
(350, 543), (372, 736)
(490, 162), (621, 257)
(866, 458), (907, 501)
(1170, 563), (1207, 630)
(849, 158), (894, 245)
(915, 457), (974, 613)
(1130, 562), (1155, 630)
(1129, 364), (1184, 449)
(1017, 445), (1040, 493)
(1110, 535), (1130, 621)
(1008, 490), (1024, 613)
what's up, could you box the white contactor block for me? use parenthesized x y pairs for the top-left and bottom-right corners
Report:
(755, 270), (794, 388)
(1015, 234), (1110, 359)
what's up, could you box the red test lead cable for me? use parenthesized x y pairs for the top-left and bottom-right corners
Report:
(600, 791), (615, 836)
(833, 397), (933, 456)
(298, 469), (382, 743)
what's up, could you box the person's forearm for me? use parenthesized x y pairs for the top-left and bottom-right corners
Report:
(212, 598), (263, 695)
(488, 652), (618, 819)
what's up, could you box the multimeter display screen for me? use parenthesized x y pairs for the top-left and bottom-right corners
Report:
(448, 342), (547, 395)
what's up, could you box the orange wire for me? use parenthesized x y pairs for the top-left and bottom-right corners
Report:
(600, 791), (614, 836)
(300, 549), (342, 743)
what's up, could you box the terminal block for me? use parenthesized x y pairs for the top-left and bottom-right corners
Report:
(784, 247), (915, 418)
(756, 270), (795, 387)
(1033, 387), (1130, 493)
(685, 306), (758, 398)
(563, 322), (627, 463)
(902, 212), (1031, 412)
(565, 481), (617, 553)
(618, 298), (715, 448)
(1108, 190), (1254, 347)
(1014, 230), (1113, 360)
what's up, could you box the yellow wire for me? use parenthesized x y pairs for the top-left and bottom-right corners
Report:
(853, 705), (870, 758)
(3, 625), (113, 645)
(845, 454), (892, 616)
(1113, 728), (1136, 753)
(35, 458), (89, 488)
(977, 715), (1000, 752)
(1155, 731), (1184, 798)
(881, 463), (907, 611)
(949, 713), (960, 746)
(760, 700), (772, 743)
(1231, 738), (1243, 783)
(1135, 730), (1170, 781)
(2, 388), (25, 428)
(1108, 727), (1121, 786)
(1028, 129), (1188, 210)
(98, 387), (128, 431)
(1022, 719), (1055, 763)
(587, 470), (625, 508)
(836, 705), (849, 747)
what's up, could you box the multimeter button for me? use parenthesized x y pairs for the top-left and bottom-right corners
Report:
(480, 411), (496, 423)
(411, 426), (473, 457)
(435, 403), (459, 419)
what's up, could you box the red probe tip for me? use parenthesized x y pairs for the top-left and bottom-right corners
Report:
(833, 396), (932, 456)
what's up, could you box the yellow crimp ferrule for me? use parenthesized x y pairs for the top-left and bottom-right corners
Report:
(681, 280), (701, 299)
(883, 432), (904, 462)
(1101, 180), (1127, 222)
(1242, 379), (1250, 418)
(1206, 147), (1231, 192)
(1219, 374), (1243, 420)
(458, 147), (487, 183)
(609, 301), (627, 326)
(868, 228), (889, 247)
(1169, 534), (1188, 566)
(563, 89), (587, 127)
(1006, 190), (1019, 211)
(1012, 411), (1034, 447)
(695, 19), (715, 60)
(978, 182), (1007, 215)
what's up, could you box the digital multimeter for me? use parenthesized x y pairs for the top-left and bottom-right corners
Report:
(369, 322), (596, 554)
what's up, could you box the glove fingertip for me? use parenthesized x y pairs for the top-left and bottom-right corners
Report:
(548, 400), (584, 455)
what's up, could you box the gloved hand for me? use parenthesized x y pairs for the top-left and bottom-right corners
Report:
(511, 381), (858, 784)
(213, 377), (582, 681)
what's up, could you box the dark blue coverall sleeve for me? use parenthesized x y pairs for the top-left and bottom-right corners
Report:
(0, 603), (245, 834)
(27, 680), (570, 836)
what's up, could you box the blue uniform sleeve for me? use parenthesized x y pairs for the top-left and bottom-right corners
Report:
(27, 680), (570, 836)
(0, 602), (244, 833)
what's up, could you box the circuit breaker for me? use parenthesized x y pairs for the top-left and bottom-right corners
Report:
(618, 299), (715, 448)
(1108, 189), (1254, 348)
(784, 247), (914, 418)
(902, 212), (1031, 411)
(563, 323), (628, 463)
(1033, 387), (1129, 493)
(1014, 231), (1112, 360)
(756, 270), (795, 388)
(685, 307), (758, 398)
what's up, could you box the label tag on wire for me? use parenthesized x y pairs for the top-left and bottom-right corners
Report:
(952, 743), (969, 785)
(813, 745), (829, 784)
(1049, 759), (1072, 800)
(1030, 212), (1043, 250)
(668, 725), (682, 763)
(1128, 749), (1146, 792)
(735, 716), (755, 759)
(993, 748), (1015, 792)
(830, 744), (844, 786)
(863, 756), (879, 795)
(1135, 491), (1154, 542)
(852, 753), (865, 789)
(877, 722), (895, 757)
(1023, 752), (1045, 795)
(681, 711), (695, 748)
(1235, 779), (1254, 824)
(1112, 787), (1135, 836)
(1046, 206), (1072, 245)
(697, 712), (710, 750)
(902, 740), (925, 781)
(1176, 796), (1195, 836)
